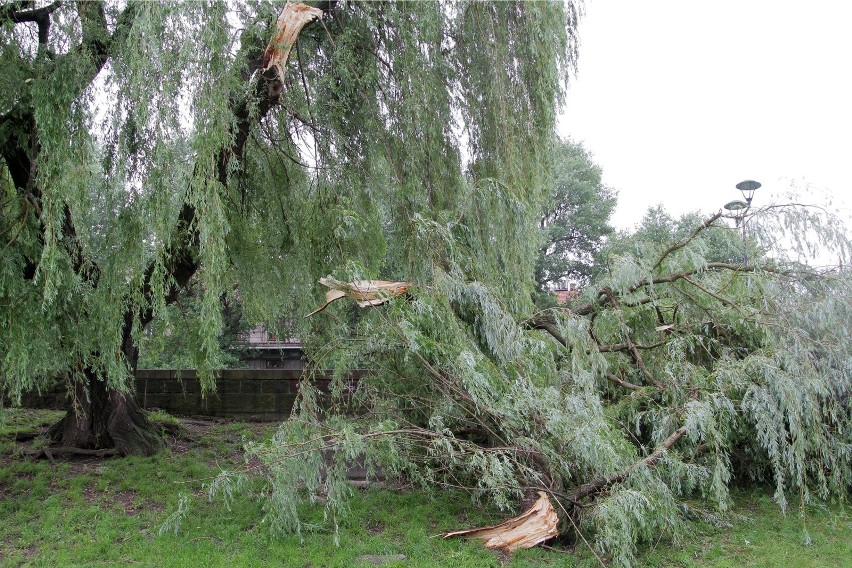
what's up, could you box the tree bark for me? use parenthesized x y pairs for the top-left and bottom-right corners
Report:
(47, 306), (165, 456)
(48, 368), (163, 457)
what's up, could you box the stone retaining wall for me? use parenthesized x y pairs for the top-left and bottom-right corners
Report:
(137, 369), (310, 420)
(19, 369), (364, 421)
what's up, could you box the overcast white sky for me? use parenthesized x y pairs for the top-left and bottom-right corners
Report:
(558, 1), (852, 230)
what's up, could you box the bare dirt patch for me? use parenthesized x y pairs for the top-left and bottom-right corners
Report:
(59, 454), (121, 477)
(114, 489), (142, 516)
(166, 434), (192, 455)
(0, 545), (38, 563)
(82, 482), (99, 506)
(366, 520), (384, 534)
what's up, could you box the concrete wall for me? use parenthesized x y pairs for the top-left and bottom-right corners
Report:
(19, 369), (364, 421)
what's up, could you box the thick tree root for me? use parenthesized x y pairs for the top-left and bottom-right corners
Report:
(7, 429), (48, 443)
(25, 446), (119, 465)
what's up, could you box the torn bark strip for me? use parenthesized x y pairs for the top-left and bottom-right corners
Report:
(305, 277), (413, 317)
(442, 491), (559, 552)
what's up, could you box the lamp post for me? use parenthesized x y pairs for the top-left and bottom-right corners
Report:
(724, 180), (760, 264)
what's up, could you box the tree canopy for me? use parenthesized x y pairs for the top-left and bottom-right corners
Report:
(232, 202), (851, 565)
(536, 138), (616, 289)
(0, 0), (578, 452)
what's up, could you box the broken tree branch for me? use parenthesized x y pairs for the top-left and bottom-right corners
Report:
(305, 277), (413, 317)
(603, 289), (665, 390)
(523, 312), (568, 348)
(652, 212), (723, 272)
(596, 339), (668, 353)
(570, 426), (687, 503)
(682, 275), (741, 310)
(605, 373), (644, 392)
(443, 491), (559, 552)
(523, 311), (668, 355)
(261, 2), (324, 82)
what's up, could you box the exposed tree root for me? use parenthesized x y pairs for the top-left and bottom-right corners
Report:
(6, 429), (48, 443)
(25, 446), (119, 465)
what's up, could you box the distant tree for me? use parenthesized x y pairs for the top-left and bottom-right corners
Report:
(536, 139), (616, 289)
(606, 206), (751, 267)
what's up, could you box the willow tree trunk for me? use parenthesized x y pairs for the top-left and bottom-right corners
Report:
(49, 369), (163, 457)
(46, 325), (163, 456)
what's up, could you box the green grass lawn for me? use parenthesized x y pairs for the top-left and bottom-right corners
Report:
(1, 409), (849, 567)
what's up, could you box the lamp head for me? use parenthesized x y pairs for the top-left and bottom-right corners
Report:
(735, 180), (761, 205)
(724, 200), (748, 212)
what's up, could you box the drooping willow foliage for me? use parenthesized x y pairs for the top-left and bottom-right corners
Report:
(0, 0), (577, 446)
(227, 202), (851, 565)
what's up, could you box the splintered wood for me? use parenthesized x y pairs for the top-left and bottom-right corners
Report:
(261, 2), (324, 81)
(442, 492), (559, 552)
(304, 277), (413, 317)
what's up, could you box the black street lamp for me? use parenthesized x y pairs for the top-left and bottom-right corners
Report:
(723, 199), (748, 226)
(735, 179), (761, 207)
(724, 180), (761, 264)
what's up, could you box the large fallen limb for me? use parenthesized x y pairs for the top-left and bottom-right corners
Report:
(573, 262), (795, 317)
(570, 426), (687, 503)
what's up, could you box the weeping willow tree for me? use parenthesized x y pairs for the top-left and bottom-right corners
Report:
(0, 0), (577, 454)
